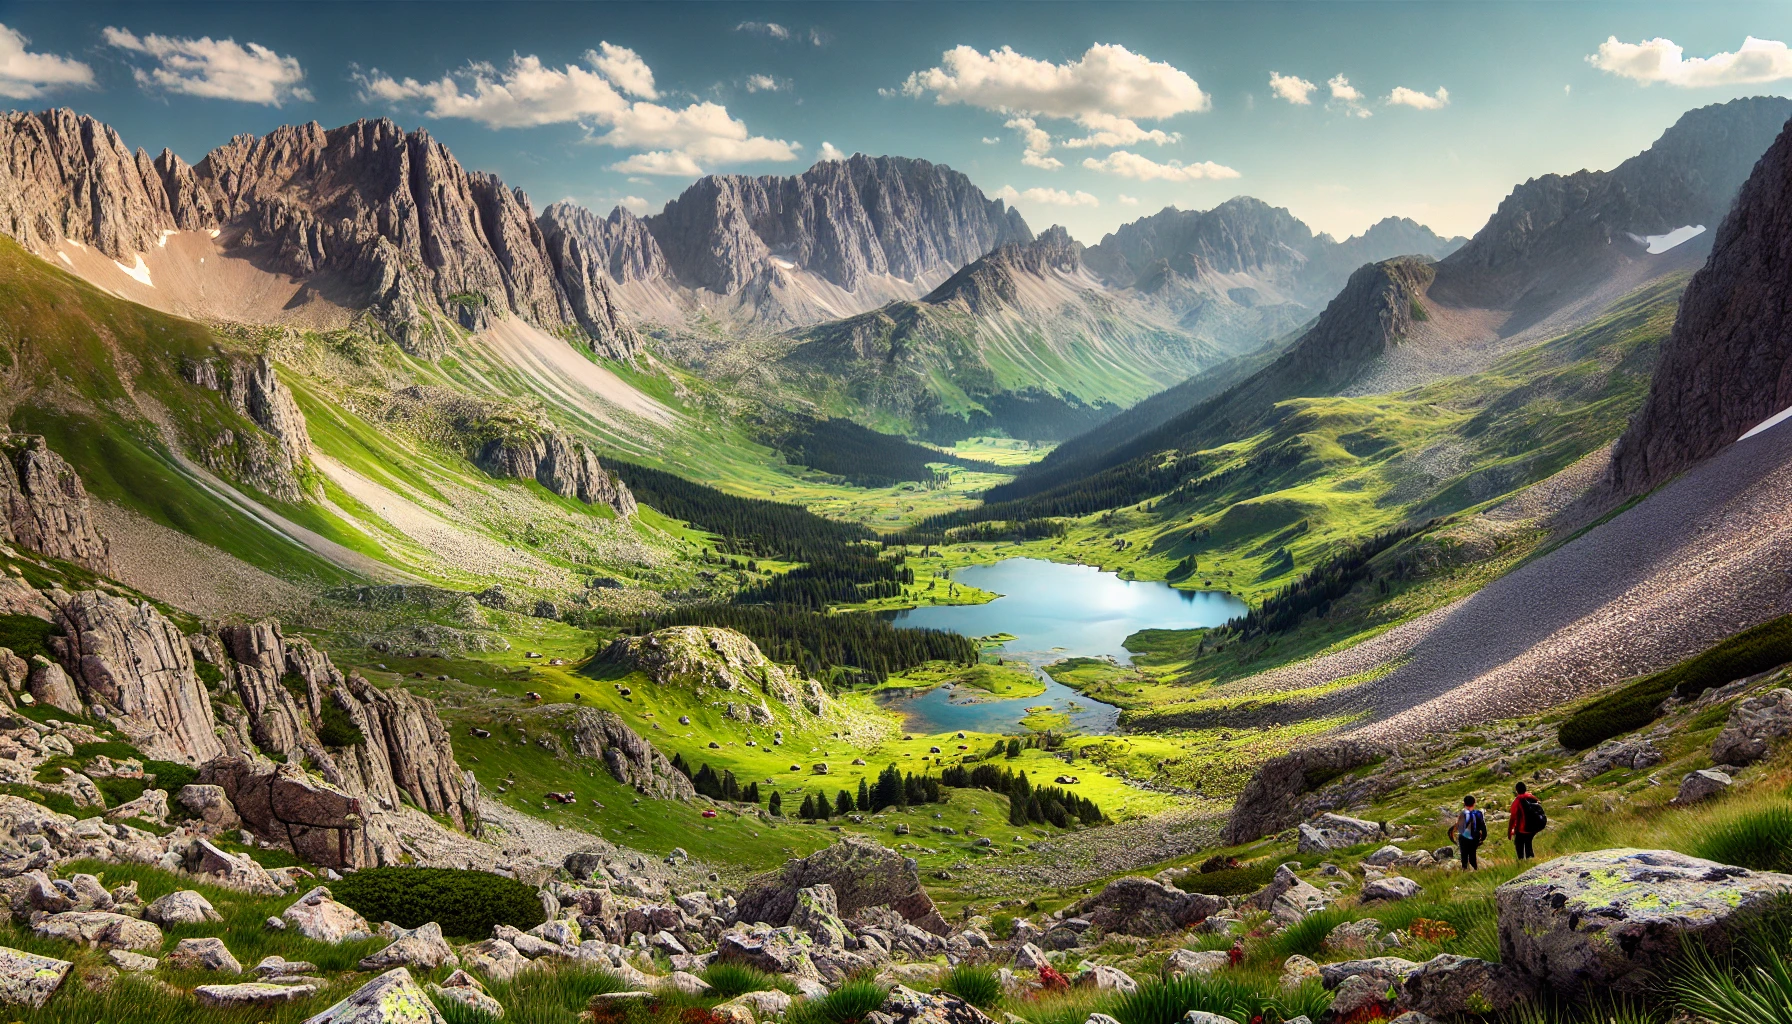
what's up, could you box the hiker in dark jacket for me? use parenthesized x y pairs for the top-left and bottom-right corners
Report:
(1509, 782), (1544, 860)
(1449, 795), (1486, 870)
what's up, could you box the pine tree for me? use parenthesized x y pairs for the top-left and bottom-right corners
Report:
(745, 782), (760, 804)
(835, 791), (853, 817)
(1005, 738), (1021, 759)
(816, 793), (831, 820)
(799, 794), (815, 819)
(1009, 793), (1027, 826)
(857, 778), (870, 812)
(769, 791), (782, 816)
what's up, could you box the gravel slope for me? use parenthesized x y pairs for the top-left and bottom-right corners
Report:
(1228, 423), (1792, 737)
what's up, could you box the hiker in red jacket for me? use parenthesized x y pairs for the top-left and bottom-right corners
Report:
(1508, 781), (1545, 860)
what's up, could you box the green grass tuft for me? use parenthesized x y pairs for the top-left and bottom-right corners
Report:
(701, 962), (797, 998)
(936, 964), (1002, 1009)
(1692, 804), (1792, 874)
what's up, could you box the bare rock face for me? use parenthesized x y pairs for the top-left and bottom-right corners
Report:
(474, 430), (635, 515)
(1610, 108), (1792, 496)
(53, 592), (224, 765)
(1068, 877), (1228, 937)
(648, 155), (1029, 296)
(200, 758), (375, 870)
(240, 356), (311, 472)
(598, 626), (830, 721)
(1224, 739), (1392, 845)
(538, 203), (649, 359)
(568, 708), (696, 800)
(0, 110), (184, 259)
(1710, 688), (1792, 767)
(0, 436), (113, 575)
(735, 837), (949, 936)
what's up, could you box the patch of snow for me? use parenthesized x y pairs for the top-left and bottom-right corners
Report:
(114, 253), (153, 287)
(157, 230), (175, 248)
(57, 252), (72, 266)
(770, 257), (796, 270)
(65, 239), (84, 250)
(1740, 403), (1792, 442)
(1644, 225), (1705, 254)
(208, 228), (220, 239)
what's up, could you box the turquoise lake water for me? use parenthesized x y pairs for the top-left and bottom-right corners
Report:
(874, 558), (1247, 734)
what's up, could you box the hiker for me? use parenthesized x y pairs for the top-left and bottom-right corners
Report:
(1509, 781), (1547, 860)
(1449, 794), (1486, 870)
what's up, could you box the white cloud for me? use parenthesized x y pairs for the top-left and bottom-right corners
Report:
(1117, 193), (1140, 206)
(745, 73), (784, 93)
(1268, 71), (1316, 105)
(980, 136), (1000, 144)
(817, 141), (846, 162)
(1006, 116), (1063, 169)
(1387, 85), (1449, 110)
(1326, 74), (1371, 118)
(736, 21), (790, 40)
(0, 23), (93, 99)
(592, 42), (657, 99)
(993, 185), (1099, 208)
(359, 49), (797, 176)
(1588, 35), (1792, 87)
(103, 26), (310, 105)
(902, 43), (1205, 162)
(1081, 150), (1240, 182)
(619, 195), (650, 214)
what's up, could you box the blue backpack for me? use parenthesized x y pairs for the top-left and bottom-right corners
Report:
(1464, 808), (1487, 842)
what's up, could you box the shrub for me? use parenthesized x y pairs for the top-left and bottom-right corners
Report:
(937, 964), (1002, 1009)
(787, 980), (888, 1024)
(1692, 806), (1792, 873)
(702, 962), (795, 998)
(330, 867), (546, 939)
(145, 760), (198, 795)
(317, 696), (366, 748)
(1174, 862), (1276, 897)
(1558, 676), (1674, 751)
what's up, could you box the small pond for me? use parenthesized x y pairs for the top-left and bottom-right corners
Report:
(875, 558), (1247, 734)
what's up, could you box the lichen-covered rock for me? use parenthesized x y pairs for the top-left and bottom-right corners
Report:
(0, 945), (72, 1007)
(197, 982), (319, 1007)
(875, 985), (997, 1024)
(1711, 689), (1792, 766)
(1397, 954), (1540, 1018)
(32, 911), (162, 950)
(302, 967), (445, 1024)
(1361, 877), (1422, 903)
(430, 982), (506, 1019)
(735, 837), (947, 935)
(166, 936), (243, 974)
(1165, 949), (1229, 976)
(360, 922), (459, 971)
(787, 884), (848, 947)
(1496, 848), (1792, 994)
(282, 887), (373, 944)
(1067, 877), (1226, 936)
(1295, 813), (1384, 853)
(145, 889), (221, 926)
(1279, 955), (1321, 990)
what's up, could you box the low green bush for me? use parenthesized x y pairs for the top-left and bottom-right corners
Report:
(1692, 805), (1792, 873)
(1561, 612), (1792, 750)
(329, 867), (545, 939)
(936, 964), (1001, 1009)
(0, 614), (58, 662)
(701, 962), (796, 998)
(1173, 862), (1276, 896)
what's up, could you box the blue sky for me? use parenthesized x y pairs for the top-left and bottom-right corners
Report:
(3, 2), (1791, 243)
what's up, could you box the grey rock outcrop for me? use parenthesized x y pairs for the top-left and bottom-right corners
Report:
(199, 758), (377, 870)
(1711, 688), (1792, 766)
(53, 592), (224, 765)
(1673, 769), (1733, 804)
(301, 967), (444, 1024)
(598, 627), (831, 721)
(475, 430), (635, 515)
(1225, 741), (1391, 844)
(1496, 848), (1792, 995)
(1066, 877), (1226, 936)
(0, 945), (72, 1008)
(281, 886), (373, 944)
(0, 436), (113, 574)
(568, 708), (695, 799)
(735, 837), (948, 935)
(0, 109), (180, 259)
(1297, 813), (1385, 853)
(359, 921), (458, 971)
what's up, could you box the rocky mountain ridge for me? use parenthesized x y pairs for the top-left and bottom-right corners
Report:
(1610, 104), (1792, 496)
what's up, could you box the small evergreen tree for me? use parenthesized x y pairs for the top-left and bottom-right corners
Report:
(857, 778), (870, 812)
(835, 791), (853, 816)
(799, 794), (815, 819)
(769, 791), (782, 816)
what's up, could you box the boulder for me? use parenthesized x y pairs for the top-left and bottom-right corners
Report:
(1318, 957), (1419, 991)
(301, 968), (445, 1024)
(1165, 949), (1229, 976)
(1327, 974), (1393, 1021)
(1711, 689), (1792, 766)
(1083, 965), (1136, 993)
(359, 921), (458, 971)
(1180, 1014), (1241, 1024)
(282, 886), (373, 943)
(459, 939), (531, 982)
(166, 936), (243, 974)
(1363, 846), (1406, 867)
(430, 982), (506, 1018)
(1497, 848), (1792, 995)
(255, 955), (319, 979)
(197, 982), (319, 1007)
(732, 990), (794, 1020)
(184, 838), (284, 895)
(876, 985), (997, 1024)
(1295, 813), (1383, 853)
(788, 884), (848, 947)
(201, 758), (373, 870)
(177, 784), (240, 827)
(1323, 919), (1384, 952)
(145, 889), (221, 926)
(1012, 942), (1048, 970)
(103, 788), (168, 826)
(0, 946), (72, 1007)
(734, 838), (948, 935)
(32, 911), (162, 950)
(1067, 877), (1227, 936)
(1673, 769), (1733, 805)
(105, 950), (157, 972)
(661, 971), (712, 996)
(1397, 954), (1540, 1018)
(716, 927), (817, 979)
(1361, 877), (1422, 903)
(1279, 955), (1321, 990)
(1244, 865), (1330, 925)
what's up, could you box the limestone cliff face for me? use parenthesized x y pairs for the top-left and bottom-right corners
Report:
(0, 436), (113, 575)
(566, 707), (696, 800)
(537, 203), (646, 360)
(52, 592), (224, 765)
(647, 154), (1030, 295)
(1610, 112), (1792, 496)
(474, 429), (636, 516)
(921, 225), (1083, 317)
(0, 111), (642, 359)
